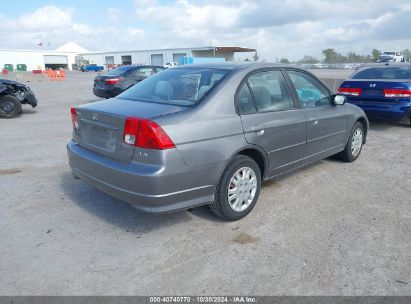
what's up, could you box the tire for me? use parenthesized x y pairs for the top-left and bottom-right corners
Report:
(210, 155), (261, 221)
(337, 122), (364, 162)
(0, 95), (22, 118)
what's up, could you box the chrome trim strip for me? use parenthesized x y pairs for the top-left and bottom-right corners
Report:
(268, 141), (306, 154)
(72, 166), (213, 198)
(307, 130), (346, 143)
(271, 144), (344, 171)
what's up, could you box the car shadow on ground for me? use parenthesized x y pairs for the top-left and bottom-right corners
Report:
(60, 172), (223, 233)
(368, 117), (410, 131)
(21, 108), (37, 114)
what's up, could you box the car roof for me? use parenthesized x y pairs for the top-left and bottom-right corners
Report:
(114, 65), (163, 69)
(176, 62), (295, 71)
(358, 63), (411, 69)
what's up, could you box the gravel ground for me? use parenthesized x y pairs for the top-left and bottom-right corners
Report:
(0, 71), (410, 295)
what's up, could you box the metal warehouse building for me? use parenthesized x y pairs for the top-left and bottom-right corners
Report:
(0, 43), (256, 71)
(79, 46), (256, 67)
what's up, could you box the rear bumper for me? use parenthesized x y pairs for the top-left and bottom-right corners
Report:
(93, 87), (123, 98)
(67, 141), (216, 213)
(347, 99), (411, 120)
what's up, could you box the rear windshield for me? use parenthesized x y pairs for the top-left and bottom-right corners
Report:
(105, 66), (133, 76)
(352, 66), (411, 79)
(118, 67), (230, 106)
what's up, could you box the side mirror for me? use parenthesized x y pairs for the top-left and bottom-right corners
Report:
(333, 94), (346, 105)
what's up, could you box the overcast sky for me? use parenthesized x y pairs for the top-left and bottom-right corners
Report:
(1, 0), (411, 61)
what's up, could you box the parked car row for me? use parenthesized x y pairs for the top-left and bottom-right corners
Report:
(69, 63), (370, 221)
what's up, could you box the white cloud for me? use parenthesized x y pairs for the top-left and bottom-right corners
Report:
(1, 1), (411, 61)
(18, 5), (73, 31)
(127, 28), (145, 39)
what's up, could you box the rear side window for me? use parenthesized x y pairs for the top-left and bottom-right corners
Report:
(246, 70), (294, 113)
(352, 67), (411, 79)
(105, 66), (133, 76)
(238, 84), (256, 114)
(128, 67), (156, 77)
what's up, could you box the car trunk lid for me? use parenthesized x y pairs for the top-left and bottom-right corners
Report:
(339, 80), (411, 102)
(94, 75), (122, 89)
(75, 98), (186, 162)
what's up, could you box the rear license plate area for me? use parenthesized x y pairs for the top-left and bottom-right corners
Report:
(362, 89), (382, 97)
(83, 125), (117, 152)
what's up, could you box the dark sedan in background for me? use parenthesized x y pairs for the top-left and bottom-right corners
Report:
(93, 65), (165, 98)
(338, 63), (411, 126)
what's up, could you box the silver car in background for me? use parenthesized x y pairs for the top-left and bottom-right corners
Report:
(67, 63), (368, 221)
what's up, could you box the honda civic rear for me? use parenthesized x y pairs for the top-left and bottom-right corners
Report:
(68, 66), (232, 213)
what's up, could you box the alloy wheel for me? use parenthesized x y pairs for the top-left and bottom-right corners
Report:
(227, 167), (258, 212)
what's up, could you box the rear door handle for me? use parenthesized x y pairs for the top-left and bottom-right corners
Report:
(251, 125), (265, 136)
(251, 125), (264, 132)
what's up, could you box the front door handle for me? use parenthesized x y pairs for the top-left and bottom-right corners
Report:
(309, 118), (318, 126)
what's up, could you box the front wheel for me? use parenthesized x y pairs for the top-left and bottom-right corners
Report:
(337, 122), (364, 162)
(210, 155), (261, 221)
(0, 95), (22, 118)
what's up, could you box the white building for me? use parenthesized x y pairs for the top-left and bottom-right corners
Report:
(0, 42), (87, 71)
(0, 43), (256, 71)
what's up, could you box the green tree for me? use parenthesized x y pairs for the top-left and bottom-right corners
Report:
(402, 49), (411, 62)
(346, 52), (372, 63)
(322, 48), (346, 63)
(279, 58), (290, 64)
(297, 55), (320, 64)
(371, 49), (381, 62)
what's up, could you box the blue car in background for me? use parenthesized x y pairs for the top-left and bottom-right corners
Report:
(338, 63), (411, 126)
(80, 64), (104, 72)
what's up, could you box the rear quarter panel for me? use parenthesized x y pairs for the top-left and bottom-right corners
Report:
(343, 103), (369, 142)
(153, 70), (257, 188)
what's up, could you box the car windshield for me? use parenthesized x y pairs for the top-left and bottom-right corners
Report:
(105, 66), (133, 76)
(117, 67), (230, 106)
(352, 67), (411, 79)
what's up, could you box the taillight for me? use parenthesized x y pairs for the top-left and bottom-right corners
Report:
(338, 87), (362, 96)
(71, 107), (79, 130)
(123, 117), (140, 145)
(105, 78), (121, 85)
(123, 117), (175, 150)
(383, 89), (411, 98)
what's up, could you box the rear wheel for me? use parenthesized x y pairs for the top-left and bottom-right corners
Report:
(210, 155), (261, 221)
(337, 122), (364, 162)
(0, 95), (22, 118)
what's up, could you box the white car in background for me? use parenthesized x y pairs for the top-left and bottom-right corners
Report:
(163, 62), (178, 68)
(378, 52), (404, 63)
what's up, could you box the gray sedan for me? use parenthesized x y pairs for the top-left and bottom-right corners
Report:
(67, 63), (368, 221)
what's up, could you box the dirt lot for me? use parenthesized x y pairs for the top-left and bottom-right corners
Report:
(0, 71), (410, 295)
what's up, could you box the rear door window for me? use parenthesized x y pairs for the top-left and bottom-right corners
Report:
(246, 70), (294, 112)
